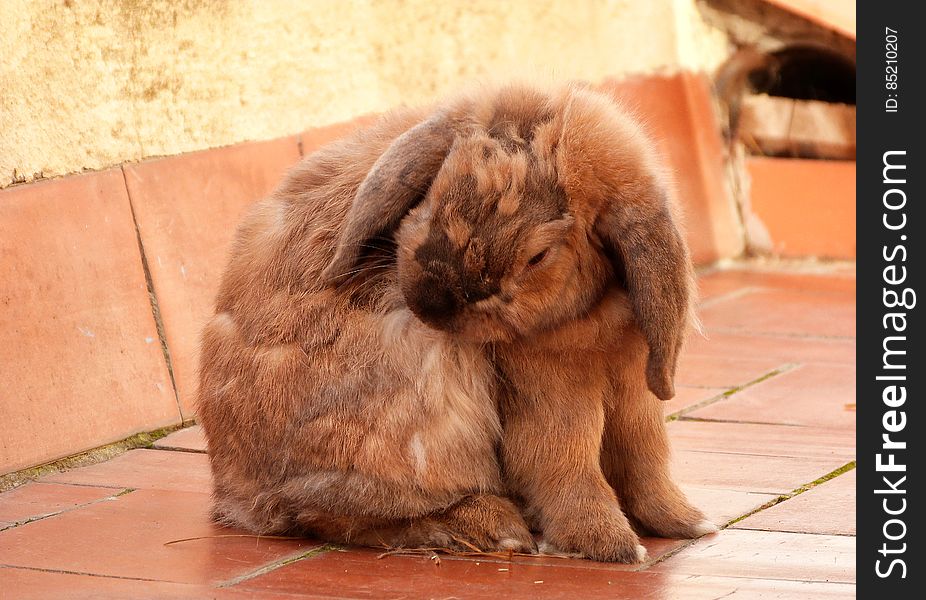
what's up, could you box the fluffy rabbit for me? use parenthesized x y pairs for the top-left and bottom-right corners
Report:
(196, 82), (715, 563)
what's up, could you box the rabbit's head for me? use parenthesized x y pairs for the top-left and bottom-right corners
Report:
(321, 84), (692, 400)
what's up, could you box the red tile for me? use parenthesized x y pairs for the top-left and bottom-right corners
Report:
(236, 548), (675, 599)
(650, 529), (855, 584)
(0, 170), (180, 475)
(123, 137), (301, 416)
(0, 567), (220, 600)
(699, 288), (855, 339)
(672, 450), (849, 495)
(697, 278), (762, 306)
(235, 547), (856, 599)
(0, 482), (117, 526)
(663, 386), (725, 417)
(653, 575), (856, 599)
(42, 449), (211, 493)
(734, 469), (856, 535)
(698, 268), (856, 297)
(680, 486), (778, 527)
(668, 420), (855, 461)
(601, 74), (743, 265)
(154, 425), (207, 453)
(687, 364), (856, 430)
(0, 488), (317, 585)
(675, 353), (787, 389)
(0, 568), (323, 600)
(685, 331), (855, 366)
(746, 158), (855, 259)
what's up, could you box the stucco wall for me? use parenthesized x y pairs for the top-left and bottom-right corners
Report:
(0, 0), (728, 188)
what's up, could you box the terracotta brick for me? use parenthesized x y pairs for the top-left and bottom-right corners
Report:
(0, 568), (222, 600)
(0, 170), (179, 475)
(43, 449), (211, 493)
(650, 529), (856, 584)
(680, 486), (778, 527)
(663, 386), (725, 417)
(153, 425), (207, 453)
(685, 330), (855, 366)
(649, 576), (856, 599)
(601, 74), (743, 265)
(0, 488), (317, 585)
(123, 137), (301, 416)
(668, 420), (855, 462)
(0, 568), (316, 600)
(0, 482), (117, 526)
(687, 363), (856, 430)
(697, 277), (762, 306)
(734, 469), (856, 536)
(746, 157), (856, 259)
(675, 353), (787, 389)
(235, 547), (856, 599)
(235, 548), (673, 599)
(699, 288), (855, 339)
(699, 268), (857, 297)
(672, 450), (848, 495)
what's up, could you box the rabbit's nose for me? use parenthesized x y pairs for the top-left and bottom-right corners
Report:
(462, 278), (499, 303)
(406, 262), (465, 329)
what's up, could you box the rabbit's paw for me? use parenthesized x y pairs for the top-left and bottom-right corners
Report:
(544, 507), (646, 563)
(437, 494), (537, 554)
(623, 485), (717, 540)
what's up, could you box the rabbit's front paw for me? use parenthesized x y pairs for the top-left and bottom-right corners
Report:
(544, 507), (645, 563)
(622, 481), (718, 540)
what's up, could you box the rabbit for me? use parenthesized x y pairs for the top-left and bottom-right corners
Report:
(196, 81), (716, 564)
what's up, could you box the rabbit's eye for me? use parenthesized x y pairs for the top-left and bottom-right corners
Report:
(527, 249), (549, 268)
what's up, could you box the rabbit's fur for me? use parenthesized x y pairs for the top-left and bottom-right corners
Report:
(197, 82), (715, 563)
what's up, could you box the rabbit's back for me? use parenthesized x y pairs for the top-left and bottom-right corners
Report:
(196, 108), (504, 534)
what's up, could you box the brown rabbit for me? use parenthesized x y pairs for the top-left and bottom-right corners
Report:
(196, 82), (715, 563)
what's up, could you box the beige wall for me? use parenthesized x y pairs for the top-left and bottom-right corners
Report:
(1, 0), (728, 188)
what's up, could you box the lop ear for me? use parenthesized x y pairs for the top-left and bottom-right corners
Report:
(597, 191), (691, 401)
(320, 114), (455, 286)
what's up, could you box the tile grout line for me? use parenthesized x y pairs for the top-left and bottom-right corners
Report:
(0, 488), (136, 532)
(725, 461), (857, 528)
(704, 327), (855, 342)
(675, 416), (811, 427)
(0, 426), (184, 493)
(216, 544), (338, 588)
(697, 286), (764, 309)
(0, 563), (182, 585)
(120, 166), (185, 423)
(666, 362), (800, 422)
(635, 536), (706, 571)
(149, 445), (206, 454)
(730, 527), (857, 538)
(642, 461), (857, 571)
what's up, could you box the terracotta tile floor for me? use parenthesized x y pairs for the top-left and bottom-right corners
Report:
(0, 266), (856, 598)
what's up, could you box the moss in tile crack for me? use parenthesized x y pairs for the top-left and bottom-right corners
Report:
(289, 543), (341, 562)
(217, 544), (340, 588)
(725, 460), (856, 527)
(0, 487), (138, 532)
(0, 425), (184, 493)
(665, 363), (798, 422)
